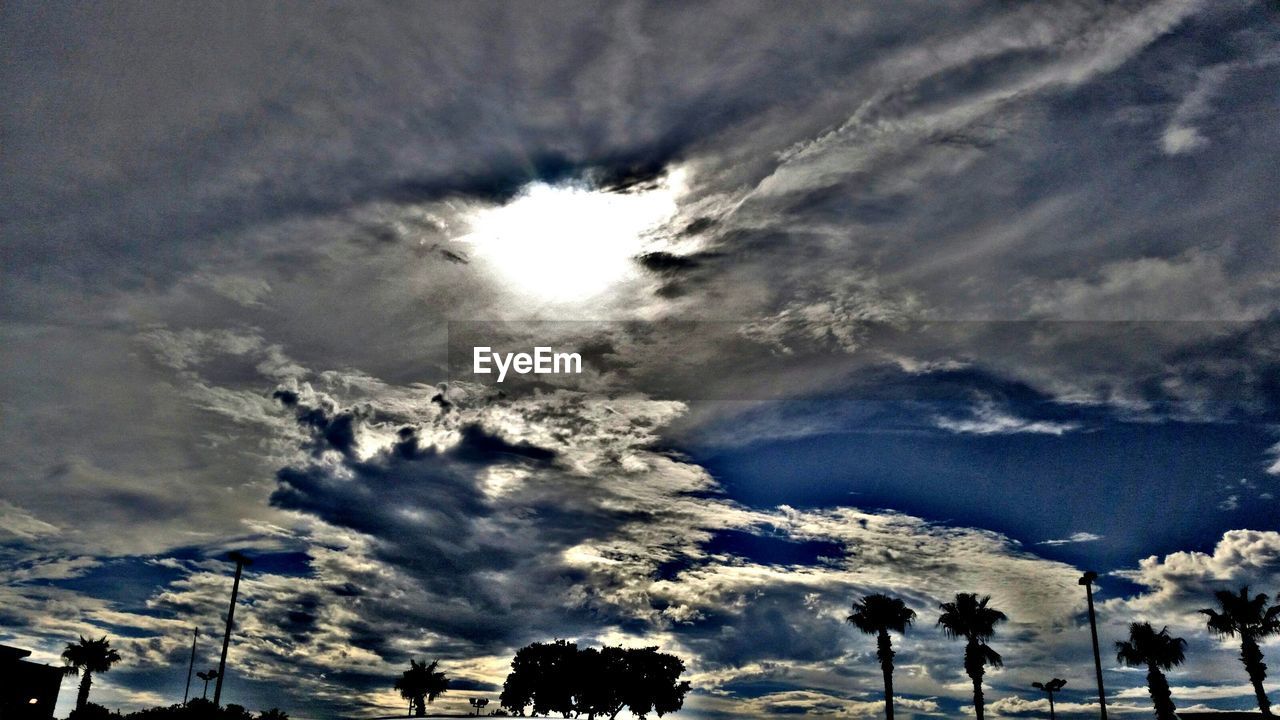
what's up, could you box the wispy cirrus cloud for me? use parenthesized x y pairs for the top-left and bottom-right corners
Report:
(934, 400), (1081, 436)
(1037, 532), (1103, 547)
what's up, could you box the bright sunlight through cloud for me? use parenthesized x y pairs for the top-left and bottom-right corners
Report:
(455, 171), (684, 303)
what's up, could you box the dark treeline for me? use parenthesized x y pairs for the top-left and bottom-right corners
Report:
(68, 700), (286, 720)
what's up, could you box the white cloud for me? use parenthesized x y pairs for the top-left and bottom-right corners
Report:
(1038, 532), (1103, 547)
(0, 501), (61, 540)
(935, 401), (1080, 436)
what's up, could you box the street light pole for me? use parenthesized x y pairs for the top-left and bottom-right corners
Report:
(1079, 571), (1108, 720)
(183, 627), (198, 706)
(213, 551), (252, 708)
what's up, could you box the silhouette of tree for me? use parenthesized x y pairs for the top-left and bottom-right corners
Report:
(499, 640), (578, 717)
(394, 659), (449, 717)
(937, 594), (1006, 720)
(616, 647), (690, 719)
(62, 635), (123, 713)
(1116, 622), (1186, 720)
(1031, 678), (1067, 720)
(80, 699), (290, 720)
(66, 702), (113, 720)
(500, 642), (689, 719)
(847, 593), (916, 720)
(1200, 586), (1279, 717)
(575, 645), (625, 719)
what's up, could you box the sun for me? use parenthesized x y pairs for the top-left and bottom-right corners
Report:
(455, 171), (684, 303)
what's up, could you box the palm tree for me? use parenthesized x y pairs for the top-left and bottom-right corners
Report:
(1116, 622), (1186, 720)
(1200, 586), (1280, 717)
(1031, 678), (1067, 720)
(61, 635), (123, 713)
(394, 659), (449, 717)
(937, 593), (1007, 720)
(847, 593), (917, 719)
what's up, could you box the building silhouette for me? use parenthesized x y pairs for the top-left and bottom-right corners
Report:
(0, 645), (63, 720)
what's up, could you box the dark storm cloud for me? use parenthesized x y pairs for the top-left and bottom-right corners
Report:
(677, 590), (849, 668)
(265, 388), (711, 656)
(271, 405), (563, 601)
(1, 0), (922, 292)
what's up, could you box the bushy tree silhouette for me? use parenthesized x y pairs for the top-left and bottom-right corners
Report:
(937, 594), (1006, 720)
(394, 659), (449, 717)
(847, 593), (916, 719)
(1116, 622), (1186, 720)
(1031, 678), (1067, 720)
(499, 640), (579, 716)
(1201, 586), (1279, 717)
(616, 647), (690, 719)
(500, 641), (689, 718)
(576, 646), (626, 719)
(62, 636), (123, 713)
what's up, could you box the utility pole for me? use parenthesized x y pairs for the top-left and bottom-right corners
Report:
(183, 627), (199, 706)
(213, 551), (252, 708)
(1079, 571), (1108, 720)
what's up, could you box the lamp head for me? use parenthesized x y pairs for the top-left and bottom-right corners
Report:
(1078, 570), (1098, 585)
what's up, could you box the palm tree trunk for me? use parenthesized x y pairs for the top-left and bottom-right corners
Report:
(1241, 636), (1273, 717)
(1146, 665), (1176, 720)
(972, 676), (985, 720)
(964, 641), (985, 720)
(1048, 692), (1056, 720)
(876, 629), (895, 720)
(76, 671), (93, 712)
(414, 696), (426, 717)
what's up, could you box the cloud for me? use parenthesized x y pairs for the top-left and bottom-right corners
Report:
(0, 501), (61, 541)
(6, 353), (1278, 715)
(1028, 252), (1275, 322)
(1160, 39), (1280, 156)
(987, 696), (1150, 718)
(1111, 529), (1280, 623)
(2, 369), (1094, 715)
(934, 400), (1081, 436)
(1098, 529), (1280, 704)
(1114, 682), (1280, 702)
(1037, 532), (1103, 547)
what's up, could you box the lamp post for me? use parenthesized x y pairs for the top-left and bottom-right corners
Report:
(197, 669), (219, 700)
(213, 551), (252, 707)
(1032, 678), (1067, 720)
(183, 627), (198, 706)
(1079, 571), (1108, 719)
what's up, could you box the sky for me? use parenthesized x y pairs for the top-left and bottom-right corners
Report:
(2, 1), (1280, 718)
